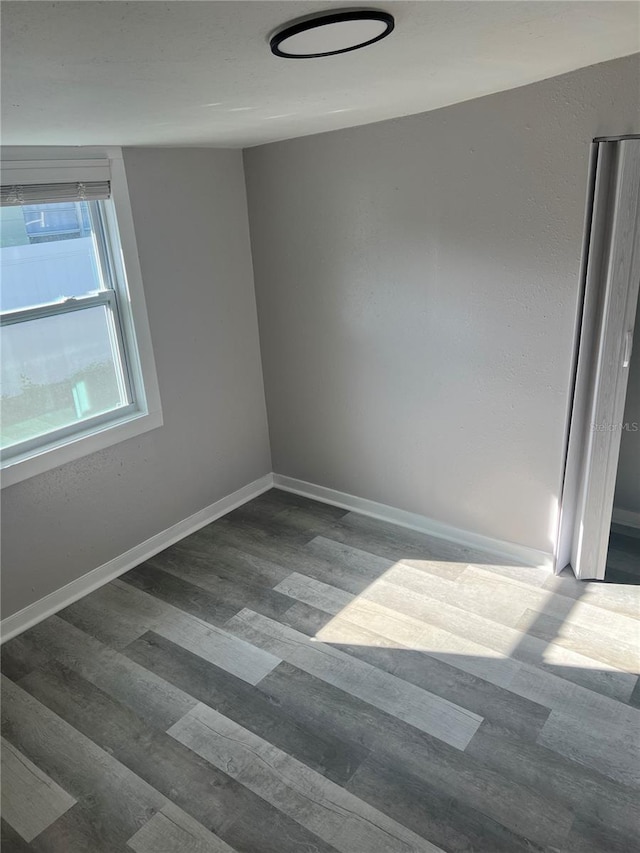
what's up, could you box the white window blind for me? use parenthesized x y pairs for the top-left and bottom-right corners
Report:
(0, 180), (110, 206)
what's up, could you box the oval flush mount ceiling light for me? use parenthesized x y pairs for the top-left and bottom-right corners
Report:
(270, 10), (394, 59)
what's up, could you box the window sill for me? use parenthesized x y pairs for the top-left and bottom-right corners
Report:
(1, 407), (163, 489)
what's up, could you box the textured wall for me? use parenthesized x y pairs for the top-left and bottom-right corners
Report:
(244, 54), (640, 556)
(1, 148), (271, 618)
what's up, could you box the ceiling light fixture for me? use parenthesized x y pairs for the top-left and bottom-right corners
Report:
(270, 10), (394, 59)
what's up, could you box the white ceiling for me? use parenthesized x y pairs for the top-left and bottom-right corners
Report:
(2, 1), (639, 148)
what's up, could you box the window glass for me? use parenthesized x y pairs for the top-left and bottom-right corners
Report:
(0, 196), (138, 460)
(1, 305), (129, 450)
(0, 202), (103, 312)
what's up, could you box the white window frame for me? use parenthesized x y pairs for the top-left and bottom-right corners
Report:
(1, 149), (162, 488)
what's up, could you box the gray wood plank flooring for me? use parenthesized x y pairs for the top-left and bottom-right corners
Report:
(0, 739), (76, 843)
(1, 488), (639, 852)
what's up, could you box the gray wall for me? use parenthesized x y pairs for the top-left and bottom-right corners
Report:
(244, 54), (640, 556)
(615, 296), (640, 517)
(1, 148), (271, 618)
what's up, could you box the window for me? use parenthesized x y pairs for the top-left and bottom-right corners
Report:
(1, 155), (162, 486)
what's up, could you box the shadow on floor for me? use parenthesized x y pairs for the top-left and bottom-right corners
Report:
(606, 525), (640, 585)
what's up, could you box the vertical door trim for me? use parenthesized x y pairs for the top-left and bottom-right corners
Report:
(558, 138), (640, 579)
(554, 142), (600, 574)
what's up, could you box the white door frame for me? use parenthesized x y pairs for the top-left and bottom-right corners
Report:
(556, 137), (640, 580)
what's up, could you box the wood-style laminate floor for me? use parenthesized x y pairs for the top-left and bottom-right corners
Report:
(2, 488), (639, 852)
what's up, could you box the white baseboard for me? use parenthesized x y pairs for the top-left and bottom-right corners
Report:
(273, 474), (553, 570)
(2, 470), (554, 643)
(0, 473), (274, 643)
(612, 507), (640, 531)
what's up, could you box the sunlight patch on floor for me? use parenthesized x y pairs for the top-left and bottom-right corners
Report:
(302, 560), (556, 661)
